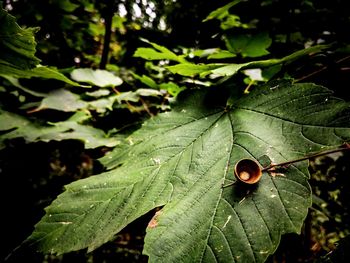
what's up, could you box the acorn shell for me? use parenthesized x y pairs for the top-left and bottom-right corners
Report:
(234, 158), (262, 184)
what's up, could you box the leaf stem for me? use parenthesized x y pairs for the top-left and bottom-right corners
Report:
(262, 143), (350, 171)
(295, 55), (350, 82)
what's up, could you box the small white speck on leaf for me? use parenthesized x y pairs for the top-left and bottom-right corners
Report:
(270, 194), (277, 198)
(271, 172), (285, 177)
(259, 250), (269, 254)
(222, 215), (232, 229)
(239, 196), (246, 205)
(152, 158), (161, 165)
(60, 221), (73, 225)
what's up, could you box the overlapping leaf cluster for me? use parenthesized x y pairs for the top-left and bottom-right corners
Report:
(0, 7), (165, 149)
(26, 81), (350, 262)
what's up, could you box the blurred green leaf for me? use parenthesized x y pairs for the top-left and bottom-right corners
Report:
(87, 96), (117, 113)
(86, 89), (111, 98)
(115, 89), (163, 104)
(168, 45), (329, 78)
(159, 82), (186, 97)
(132, 73), (158, 89)
(70, 68), (123, 87)
(203, 0), (245, 22)
(1, 76), (48, 97)
(0, 110), (119, 149)
(41, 121), (120, 148)
(133, 39), (187, 63)
(166, 63), (223, 77)
(0, 63), (80, 86)
(207, 50), (236, 59)
(261, 64), (282, 81)
(220, 14), (252, 30)
(225, 33), (272, 57)
(35, 89), (87, 112)
(57, 0), (79, 12)
(0, 110), (29, 131)
(133, 47), (178, 62)
(135, 88), (162, 97)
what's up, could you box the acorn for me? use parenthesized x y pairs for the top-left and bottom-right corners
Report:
(234, 158), (262, 184)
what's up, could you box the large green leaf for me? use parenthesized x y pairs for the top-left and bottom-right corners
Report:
(26, 82), (350, 262)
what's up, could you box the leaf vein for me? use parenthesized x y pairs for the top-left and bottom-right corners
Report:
(212, 225), (235, 261)
(269, 177), (296, 229)
(205, 244), (218, 263)
(238, 107), (346, 129)
(232, 207), (258, 263)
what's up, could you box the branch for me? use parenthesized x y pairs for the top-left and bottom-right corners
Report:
(100, 0), (116, 69)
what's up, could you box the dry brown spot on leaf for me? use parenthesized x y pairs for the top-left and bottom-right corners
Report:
(148, 210), (162, 229)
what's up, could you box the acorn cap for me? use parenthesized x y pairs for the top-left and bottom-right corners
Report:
(234, 158), (262, 184)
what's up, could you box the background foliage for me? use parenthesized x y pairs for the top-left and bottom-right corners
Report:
(1, 0), (350, 262)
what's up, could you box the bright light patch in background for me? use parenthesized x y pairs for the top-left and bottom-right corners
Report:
(158, 17), (167, 31)
(118, 4), (127, 17)
(133, 3), (142, 18)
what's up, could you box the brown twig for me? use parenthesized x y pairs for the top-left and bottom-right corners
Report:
(112, 87), (138, 112)
(296, 55), (350, 82)
(139, 97), (154, 117)
(262, 144), (350, 172)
